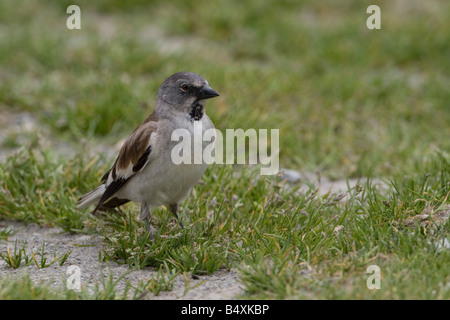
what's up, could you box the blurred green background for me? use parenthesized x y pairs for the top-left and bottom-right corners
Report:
(0, 0), (449, 300)
(1, 0), (449, 177)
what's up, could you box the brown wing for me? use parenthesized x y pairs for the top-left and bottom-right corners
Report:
(92, 113), (158, 213)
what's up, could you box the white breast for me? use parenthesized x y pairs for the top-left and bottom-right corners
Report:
(116, 114), (215, 208)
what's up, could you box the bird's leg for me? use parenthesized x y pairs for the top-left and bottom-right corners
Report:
(140, 201), (153, 240)
(169, 203), (184, 229)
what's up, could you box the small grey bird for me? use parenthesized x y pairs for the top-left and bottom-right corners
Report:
(76, 71), (219, 232)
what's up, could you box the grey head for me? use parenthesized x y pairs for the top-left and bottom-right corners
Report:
(155, 71), (219, 119)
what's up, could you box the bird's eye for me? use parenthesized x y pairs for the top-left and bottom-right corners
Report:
(180, 83), (189, 92)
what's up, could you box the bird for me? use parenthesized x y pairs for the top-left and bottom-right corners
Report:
(76, 71), (219, 235)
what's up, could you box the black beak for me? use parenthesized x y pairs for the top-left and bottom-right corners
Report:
(198, 84), (219, 100)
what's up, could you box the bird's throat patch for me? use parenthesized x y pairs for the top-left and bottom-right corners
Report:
(189, 103), (204, 121)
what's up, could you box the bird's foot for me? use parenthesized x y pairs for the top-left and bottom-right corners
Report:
(145, 219), (154, 241)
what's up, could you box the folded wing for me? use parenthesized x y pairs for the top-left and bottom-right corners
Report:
(91, 116), (158, 213)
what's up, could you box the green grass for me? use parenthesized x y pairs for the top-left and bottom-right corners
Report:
(0, 0), (449, 299)
(1, 150), (448, 299)
(0, 238), (72, 269)
(2, 0), (450, 176)
(0, 240), (32, 269)
(0, 149), (105, 232)
(0, 226), (17, 241)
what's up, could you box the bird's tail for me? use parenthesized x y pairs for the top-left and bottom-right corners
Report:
(76, 184), (105, 209)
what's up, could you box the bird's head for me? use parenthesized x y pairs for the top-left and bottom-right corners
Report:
(156, 71), (219, 117)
